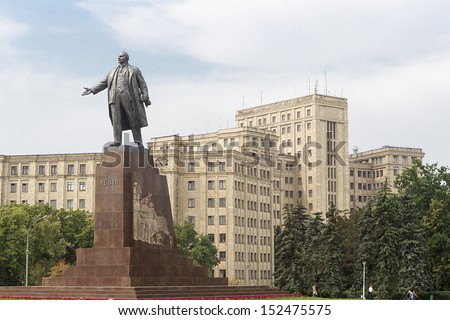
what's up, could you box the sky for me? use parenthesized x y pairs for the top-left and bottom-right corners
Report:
(0, 0), (449, 166)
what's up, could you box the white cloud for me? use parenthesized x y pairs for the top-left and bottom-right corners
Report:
(77, 0), (450, 75)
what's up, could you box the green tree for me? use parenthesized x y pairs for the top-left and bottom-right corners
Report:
(274, 203), (309, 293)
(395, 161), (450, 290)
(174, 221), (219, 276)
(354, 202), (377, 298)
(192, 234), (219, 276)
(55, 209), (94, 264)
(304, 212), (325, 294)
(371, 184), (401, 299)
(396, 193), (432, 295)
(320, 204), (345, 298)
(337, 209), (360, 297)
(0, 204), (94, 286)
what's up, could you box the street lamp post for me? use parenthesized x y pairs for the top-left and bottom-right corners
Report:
(25, 215), (47, 286)
(362, 261), (366, 299)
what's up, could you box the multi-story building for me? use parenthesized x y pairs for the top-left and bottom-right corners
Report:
(235, 94), (350, 213)
(348, 146), (424, 209)
(0, 153), (101, 211)
(149, 126), (281, 285)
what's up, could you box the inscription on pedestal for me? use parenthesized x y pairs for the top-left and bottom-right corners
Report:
(99, 177), (120, 186)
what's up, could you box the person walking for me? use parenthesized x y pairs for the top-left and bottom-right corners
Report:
(406, 288), (419, 300)
(368, 284), (376, 300)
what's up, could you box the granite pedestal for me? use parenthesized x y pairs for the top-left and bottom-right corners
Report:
(43, 146), (227, 287)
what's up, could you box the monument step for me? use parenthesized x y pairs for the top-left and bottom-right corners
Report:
(0, 285), (289, 299)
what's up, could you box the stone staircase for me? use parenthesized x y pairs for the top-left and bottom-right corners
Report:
(0, 285), (289, 299)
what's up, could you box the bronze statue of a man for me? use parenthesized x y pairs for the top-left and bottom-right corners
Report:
(82, 51), (151, 148)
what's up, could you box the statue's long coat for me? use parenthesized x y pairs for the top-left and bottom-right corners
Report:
(91, 64), (149, 130)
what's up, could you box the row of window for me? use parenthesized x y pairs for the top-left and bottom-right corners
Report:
(350, 195), (373, 203)
(234, 269), (272, 281)
(10, 181), (87, 193)
(350, 169), (384, 178)
(10, 164), (87, 176)
(234, 252), (272, 263)
(187, 180), (227, 190)
(10, 199), (86, 209)
(234, 217), (272, 230)
(350, 182), (385, 191)
(245, 108), (313, 127)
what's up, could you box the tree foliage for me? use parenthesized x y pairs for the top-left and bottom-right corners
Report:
(274, 203), (309, 293)
(0, 204), (94, 286)
(395, 161), (450, 290)
(174, 221), (219, 276)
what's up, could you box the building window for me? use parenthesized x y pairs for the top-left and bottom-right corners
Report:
(188, 162), (195, 172)
(38, 165), (46, 175)
(219, 198), (226, 208)
(67, 164), (75, 174)
(38, 183), (45, 192)
(50, 182), (57, 192)
(219, 162), (226, 171)
(50, 200), (57, 208)
(208, 215), (215, 225)
(188, 181), (196, 190)
(219, 180), (226, 190)
(308, 190), (313, 197)
(22, 183), (28, 193)
(207, 162), (215, 172)
(51, 165), (57, 175)
(219, 269), (227, 278)
(208, 234), (215, 242)
(219, 215), (226, 225)
(79, 181), (86, 191)
(208, 180), (215, 190)
(10, 183), (17, 193)
(67, 199), (74, 209)
(79, 199), (86, 209)
(219, 251), (227, 261)
(307, 109), (311, 116)
(79, 164), (86, 174)
(208, 198), (215, 208)
(307, 122), (311, 130)
(219, 233), (226, 243)
(188, 198), (195, 208)
(22, 166), (29, 175)
(350, 169), (354, 176)
(10, 166), (18, 175)
(67, 182), (74, 191)
(188, 216), (195, 225)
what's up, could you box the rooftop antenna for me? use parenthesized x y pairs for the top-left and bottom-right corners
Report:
(260, 90), (263, 105)
(314, 80), (319, 94)
(324, 70), (328, 95)
(242, 96), (245, 109)
(308, 77), (311, 95)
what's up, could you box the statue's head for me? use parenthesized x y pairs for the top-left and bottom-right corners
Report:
(118, 51), (129, 64)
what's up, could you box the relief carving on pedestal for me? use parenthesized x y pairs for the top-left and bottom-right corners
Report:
(133, 182), (173, 246)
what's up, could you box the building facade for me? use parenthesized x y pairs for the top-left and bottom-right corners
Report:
(235, 94), (350, 213)
(348, 146), (424, 209)
(149, 127), (281, 285)
(0, 153), (101, 211)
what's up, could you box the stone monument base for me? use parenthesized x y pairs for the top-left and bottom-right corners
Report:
(42, 244), (227, 287)
(42, 146), (227, 288)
